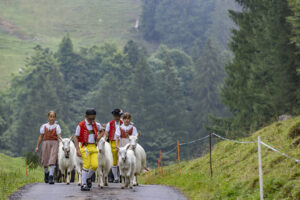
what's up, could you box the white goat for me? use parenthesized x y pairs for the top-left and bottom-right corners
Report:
(118, 145), (136, 189)
(58, 137), (82, 185)
(97, 137), (113, 188)
(126, 135), (147, 186)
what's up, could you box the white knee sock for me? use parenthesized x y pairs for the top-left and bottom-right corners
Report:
(44, 167), (49, 174)
(112, 166), (118, 180)
(49, 165), (55, 176)
(87, 169), (95, 179)
(82, 168), (88, 185)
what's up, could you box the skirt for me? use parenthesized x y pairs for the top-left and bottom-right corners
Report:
(41, 140), (58, 167)
(119, 138), (129, 148)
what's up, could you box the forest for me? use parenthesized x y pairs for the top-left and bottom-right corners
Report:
(0, 0), (299, 167)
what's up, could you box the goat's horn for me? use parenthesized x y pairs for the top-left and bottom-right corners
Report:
(69, 135), (75, 141)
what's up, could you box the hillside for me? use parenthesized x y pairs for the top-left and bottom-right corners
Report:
(141, 116), (300, 199)
(0, 153), (43, 199)
(0, 0), (144, 89)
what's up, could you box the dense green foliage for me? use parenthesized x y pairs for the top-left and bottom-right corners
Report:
(141, 0), (300, 141)
(0, 34), (227, 166)
(210, 0), (300, 137)
(141, 116), (300, 199)
(0, 0), (235, 166)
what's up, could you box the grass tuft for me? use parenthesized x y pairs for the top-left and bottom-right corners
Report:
(287, 121), (300, 139)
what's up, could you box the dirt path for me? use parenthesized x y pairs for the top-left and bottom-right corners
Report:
(9, 183), (187, 200)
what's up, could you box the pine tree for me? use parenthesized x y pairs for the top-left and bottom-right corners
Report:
(192, 42), (227, 135)
(218, 0), (300, 136)
(153, 46), (195, 97)
(141, 0), (160, 41)
(288, 0), (300, 55)
(56, 34), (75, 83)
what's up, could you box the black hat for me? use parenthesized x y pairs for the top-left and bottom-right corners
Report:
(111, 108), (123, 116)
(86, 108), (96, 116)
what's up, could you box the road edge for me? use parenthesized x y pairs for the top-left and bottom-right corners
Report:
(8, 183), (39, 200)
(145, 184), (191, 200)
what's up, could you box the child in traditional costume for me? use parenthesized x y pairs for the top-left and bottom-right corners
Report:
(35, 111), (62, 184)
(74, 108), (104, 191)
(105, 108), (123, 183)
(116, 112), (138, 148)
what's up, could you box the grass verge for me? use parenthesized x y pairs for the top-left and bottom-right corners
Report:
(141, 116), (300, 199)
(0, 153), (43, 199)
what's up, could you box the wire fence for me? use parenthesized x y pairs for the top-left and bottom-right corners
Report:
(212, 133), (257, 144)
(155, 132), (300, 200)
(162, 146), (177, 155)
(260, 141), (300, 163)
(179, 135), (210, 146)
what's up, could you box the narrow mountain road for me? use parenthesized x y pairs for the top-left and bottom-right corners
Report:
(9, 183), (187, 200)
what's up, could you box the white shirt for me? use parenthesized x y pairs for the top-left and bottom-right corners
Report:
(105, 120), (122, 140)
(75, 120), (102, 143)
(116, 124), (138, 138)
(40, 122), (61, 135)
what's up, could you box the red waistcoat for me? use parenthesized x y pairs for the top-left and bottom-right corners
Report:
(120, 127), (133, 138)
(78, 120), (98, 144)
(43, 126), (57, 141)
(108, 120), (123, 141)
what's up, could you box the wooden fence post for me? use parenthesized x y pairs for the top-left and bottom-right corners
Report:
(209, 133), (213, 177)
(157, 159), (161, 175)
(177, 140), (181, 176)
(160, 150), (164, 176)
(147, 170), (151, 183)
(258, 136), (264, 200)
(25, 160), (28, 176)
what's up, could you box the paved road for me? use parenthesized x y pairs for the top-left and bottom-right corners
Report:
(9, 183), (187, 200)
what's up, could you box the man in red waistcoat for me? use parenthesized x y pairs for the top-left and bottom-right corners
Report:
(75, 108), (104, 191)
(105, 108), (123, 183)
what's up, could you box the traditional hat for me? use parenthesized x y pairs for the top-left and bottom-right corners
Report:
(111, 108), (123, 116)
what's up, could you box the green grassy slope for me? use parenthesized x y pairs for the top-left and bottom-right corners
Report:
(0, 0), (145, 89)
(0, 153), (43, 199)
(141, 116), (300, 199)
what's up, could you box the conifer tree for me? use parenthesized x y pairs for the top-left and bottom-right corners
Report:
(218, 0), (300, 136)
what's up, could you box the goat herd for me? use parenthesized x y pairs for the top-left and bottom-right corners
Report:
(57, 135), (147, 189)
